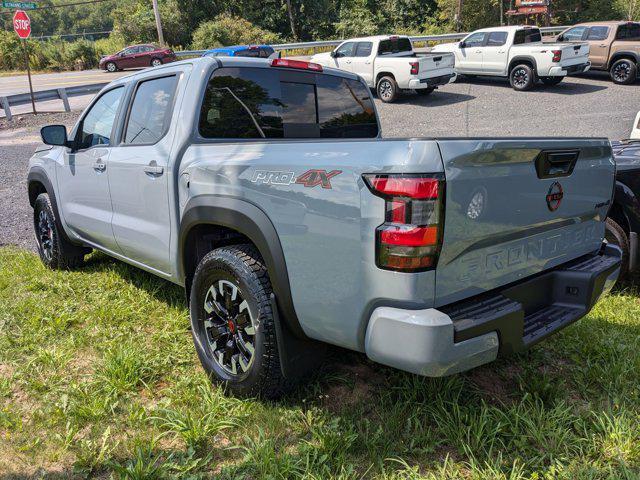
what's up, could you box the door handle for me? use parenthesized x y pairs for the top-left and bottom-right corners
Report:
(93, 159), (106, 172)
(144, 164), (164, 177)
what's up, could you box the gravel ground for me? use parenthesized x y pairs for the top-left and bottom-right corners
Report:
(1, 72), (638, 251)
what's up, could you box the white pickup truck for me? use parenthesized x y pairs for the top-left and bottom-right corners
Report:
(311, 35), (457, 102)
(432, 26), (591, 91)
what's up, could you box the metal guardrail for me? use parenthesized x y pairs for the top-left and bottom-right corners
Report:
(1, 82), (107, 121)
(174, 26), (568, 58)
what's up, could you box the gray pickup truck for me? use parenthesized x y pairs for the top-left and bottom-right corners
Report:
(28, 56), (621, 398)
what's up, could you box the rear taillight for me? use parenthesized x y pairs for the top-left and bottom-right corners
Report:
(271, 58), (323, 72)
(410, 61), (419, 75)
(552, 50), (562, 62)
(364, 174), (444, 272)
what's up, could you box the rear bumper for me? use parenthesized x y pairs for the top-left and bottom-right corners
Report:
(409, 73), (457, 89)
(364, 244), (621, 377)
(549, 62), (591, 76)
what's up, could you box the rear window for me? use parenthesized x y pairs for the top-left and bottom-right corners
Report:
(514, 28), (542, 44)
(236, 48), (261, 58)
(616, 23), (640, 40)
(198, 67), (378, 139)
(378, 37), (413, 55)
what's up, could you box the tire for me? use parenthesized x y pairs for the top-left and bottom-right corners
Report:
(33, 193), (86, 270)
(189, 244), (288, 399)
(605, 218), (630, 281)
(105, 62), (117, 73)
(540, 76), (563, 86)
(509, 64), (535, 91)
(376, 75), (399, 103)
(610, 59), (637, 85)
(151, 58), (162, 67)
(415, 87), (436, 96)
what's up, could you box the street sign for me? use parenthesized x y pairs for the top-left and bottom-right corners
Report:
(3, 1), (36, 9)
(13, 10), (31, 39)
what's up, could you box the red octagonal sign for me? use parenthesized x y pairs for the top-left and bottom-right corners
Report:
(13, 10), (31, 39)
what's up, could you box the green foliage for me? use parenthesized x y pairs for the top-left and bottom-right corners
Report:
(0, 30), (23, 71)
(191, 14), (282, 50)
(94, 33), (127, 58)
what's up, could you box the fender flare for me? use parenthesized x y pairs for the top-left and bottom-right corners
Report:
(27, 167), (84, 250)
(614, 180), (640, 235)
(178, 195), (307, 339)
(608, 51), (640, 69)
(508, 56), (538, 74)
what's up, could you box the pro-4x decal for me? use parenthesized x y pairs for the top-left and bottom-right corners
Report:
(251, 169), (342, 189)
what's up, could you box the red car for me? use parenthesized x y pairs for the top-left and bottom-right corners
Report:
(99, 44), (177, 72)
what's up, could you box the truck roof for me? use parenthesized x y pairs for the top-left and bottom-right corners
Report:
(573, 20), (638, 26)
(473, 25), (540, 33)
(108, 56), (361, 86)
(340, 35), (410, 42)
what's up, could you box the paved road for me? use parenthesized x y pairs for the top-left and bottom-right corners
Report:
(1, 71), (638, 251)
(0, 69), (131, 96)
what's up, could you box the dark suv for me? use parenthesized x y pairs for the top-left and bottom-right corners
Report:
(99, 44), (177, 72)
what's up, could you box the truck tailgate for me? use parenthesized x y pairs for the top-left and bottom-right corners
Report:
(434, 139), (615, 307)
(417, 52), (456, 79)
(552, 42), (590, 66)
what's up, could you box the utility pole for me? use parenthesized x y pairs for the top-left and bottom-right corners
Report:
(151, 0), (164, 46)
(456, 0), (463, 32)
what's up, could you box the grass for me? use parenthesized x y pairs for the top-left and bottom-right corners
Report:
(0, 246), (639, 479)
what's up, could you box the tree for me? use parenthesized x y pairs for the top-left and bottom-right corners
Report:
(191, 14), (281, 49)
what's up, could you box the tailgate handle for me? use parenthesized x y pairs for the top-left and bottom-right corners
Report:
(433, 56), (442, 62)
(535, 150), (579, 179)
(574, 45), (580, 51)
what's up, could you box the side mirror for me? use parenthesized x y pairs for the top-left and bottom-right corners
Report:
(459, 41), (466, 49)
(41, 125), (69, 147)
(330, 50), (338, 58)
(557, 35), (564, 42)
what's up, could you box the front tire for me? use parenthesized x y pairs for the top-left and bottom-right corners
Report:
(105, 62), (117, 73)
(605, 218), (630, 281)
(540, 76), (563, 86)
(151, 58), (163, 67)
(33, 193), (86, 270)
(510, 64), (535, 91)
(610, 59), (637, 85)
(376, 75), (399, 103)
(189, 244), (288, 399)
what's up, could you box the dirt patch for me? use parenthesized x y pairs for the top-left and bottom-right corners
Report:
(466, 362), (523, 405)
(321, 357), (389, 411)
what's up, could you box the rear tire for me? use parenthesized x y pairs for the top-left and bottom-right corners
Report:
(189, 244), (288, 399)
(605, 218), (629, 281)
(510, 64), (535, 91)
(415, 87), (436, 96)
(376, 75), (399, 103)
(540, 76), (563, 86)
(610, 59), (637, 85)
(33, 193), (86, 270)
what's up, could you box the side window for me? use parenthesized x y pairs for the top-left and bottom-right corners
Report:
(562, 26), (587, 42)
(463, 32), (486, 48)
(76, 87), (124, 149)
(335, 42), (356, 57)
(486, 32), (508, 47)
(378, 37), (413, 55)
(198, 67), (378, 139)
(617, 23), (640, 39)
(123, 76), (178, 145)
(355, 42), (373, 57)
(587, 26), (609, 41)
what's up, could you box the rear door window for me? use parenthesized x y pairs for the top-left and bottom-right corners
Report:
(487, 32), (508, 46)
(586, 26), (609, 41)
(198, 67), (378, 139)
(514, 28), (542, 44)
(355, 42), (373, 57)
(378, 37), (413, 55)
(123, 76), (178, 145)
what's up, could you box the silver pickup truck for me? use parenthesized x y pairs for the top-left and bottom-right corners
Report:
(28, 56), (621, 398)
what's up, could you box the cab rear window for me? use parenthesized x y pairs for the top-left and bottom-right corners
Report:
(378, 37), (413, 55)
(514, 28), (542, 44)
(198, 67), (378, 139)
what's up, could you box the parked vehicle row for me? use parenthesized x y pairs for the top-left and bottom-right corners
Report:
(432, 26), (591, 91)
(310, 35), (457, 103)
(31, 55), (621, 398)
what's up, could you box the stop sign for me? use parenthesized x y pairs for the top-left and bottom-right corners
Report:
(13, 10), (31, 39)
